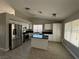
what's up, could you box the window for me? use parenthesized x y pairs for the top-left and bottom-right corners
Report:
(33, 25), (43, 33)
(64, 22), (72, 42)
(64, 20), (79, 47)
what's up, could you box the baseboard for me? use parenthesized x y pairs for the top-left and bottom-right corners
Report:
(63, 43), (79, 59)
(0, 48), (9, 51)
(48, 41), (61, 43)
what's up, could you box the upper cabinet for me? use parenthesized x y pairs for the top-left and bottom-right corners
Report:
(44, 24), (52, 30)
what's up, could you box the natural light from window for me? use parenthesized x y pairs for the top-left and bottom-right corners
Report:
(64, 19), (79, 47)
(33, 25), (43, 33)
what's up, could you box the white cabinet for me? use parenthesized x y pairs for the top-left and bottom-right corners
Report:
(44, 24), (51, 30)
(48, 23), (62, 42)
(31, 38), (48, 50)
(48, 34), (53, 41)
(52, 23), (62, 42)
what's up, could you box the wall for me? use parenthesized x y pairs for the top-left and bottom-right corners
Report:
(30, 18), (62, 24)
(15, 10), (33, 30)
(62, 11), (79, 59)
(0, 13), (7, 50)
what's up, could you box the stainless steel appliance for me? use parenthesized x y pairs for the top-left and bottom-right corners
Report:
(9, 23), (22, 50)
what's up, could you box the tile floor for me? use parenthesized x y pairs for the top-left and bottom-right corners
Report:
(0, 41), (74, 59)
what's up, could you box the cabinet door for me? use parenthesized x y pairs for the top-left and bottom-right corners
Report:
(53, 23), (62, 42)
(44, 24), (51, 30)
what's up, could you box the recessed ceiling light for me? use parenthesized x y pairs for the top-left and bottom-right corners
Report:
(38, 11), (42, 14)
(25, 7), (30, 10)
(52, 13), (56, 16)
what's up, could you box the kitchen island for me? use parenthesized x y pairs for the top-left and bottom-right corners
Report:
(31, 33), (48, 50)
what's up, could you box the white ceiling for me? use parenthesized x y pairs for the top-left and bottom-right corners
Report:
(6, 0), (79, 21)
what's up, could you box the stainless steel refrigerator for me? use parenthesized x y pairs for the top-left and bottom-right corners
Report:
(9, 23), (22, 50)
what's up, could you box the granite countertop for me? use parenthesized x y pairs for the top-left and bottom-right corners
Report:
(31, 37), (48, 39)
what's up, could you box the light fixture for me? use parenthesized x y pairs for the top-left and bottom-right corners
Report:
(25, 7), (30, 10)
(52, 13), (56, 16)
(38, 11), (42, 14)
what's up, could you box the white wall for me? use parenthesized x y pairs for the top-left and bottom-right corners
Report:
(0, 13), (7, 50)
